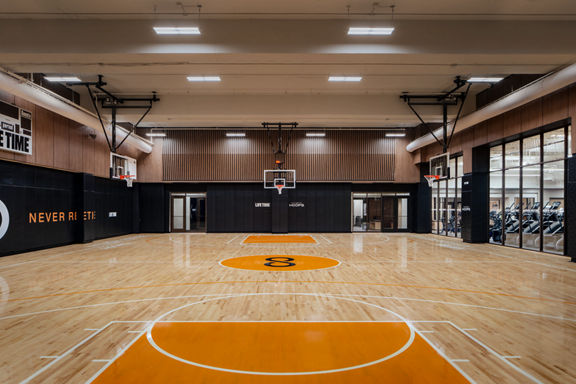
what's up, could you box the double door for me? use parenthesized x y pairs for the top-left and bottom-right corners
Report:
(171, 193), (206, 232)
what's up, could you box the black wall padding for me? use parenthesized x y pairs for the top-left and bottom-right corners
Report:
(567, 156), (575, 261)
(207, 184), (272, 233)
(287, 184), (351, 232)
(0, 160), (136, 257)
(206, 183), (351, 233)
(461, 146), (490, 243)
(138, 183), (167, 233)
(414, 164), (432, 233)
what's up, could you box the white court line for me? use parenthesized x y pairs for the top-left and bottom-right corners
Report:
(86, 328), (149, 384)
(144, 293), (417, 376)
(3, 292), (575, 324)
(20, 322), (112, 384)
(226, 234), (241, 244)
(318, 234), (333, 244)
(448, 322), (543, 384)
(415, 330), (477, 384)
(0, 294), (225, 321)
(326, 293), (576, 323)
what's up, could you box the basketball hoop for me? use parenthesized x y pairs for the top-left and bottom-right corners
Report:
(274, 178), (286, 195)
(119, 175), (136, 188)
(424, 175), (440, 187)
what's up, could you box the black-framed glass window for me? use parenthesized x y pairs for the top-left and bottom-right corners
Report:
(488, 126), (571, 255)
(431, 154), (463, 238)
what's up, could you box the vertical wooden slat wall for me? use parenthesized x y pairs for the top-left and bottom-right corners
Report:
(162, 130), (396, 182)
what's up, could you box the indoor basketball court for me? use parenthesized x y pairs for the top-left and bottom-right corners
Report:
(0, 1), (576, 384)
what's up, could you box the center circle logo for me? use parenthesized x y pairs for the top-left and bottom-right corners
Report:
(0, 200), (9, 240)
(220, 255), (340, 271)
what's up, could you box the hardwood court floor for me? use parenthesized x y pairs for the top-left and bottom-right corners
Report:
(0, 233), (575, 383)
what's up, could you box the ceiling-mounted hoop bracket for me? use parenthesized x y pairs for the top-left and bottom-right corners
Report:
(67, 75), (159, 153)
(400, 76), (470, 154)
(262, 122), (298, 170)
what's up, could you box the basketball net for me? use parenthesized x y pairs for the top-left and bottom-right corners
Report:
(120, 175), (135, 188)
(424, 175), (439, 187)
(275, 184), (284, 195)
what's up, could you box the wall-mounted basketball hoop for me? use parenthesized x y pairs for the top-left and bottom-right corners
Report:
(119, 174), (136, 188)
(264, 170), (296, 194)
(424, 175), (440, 187)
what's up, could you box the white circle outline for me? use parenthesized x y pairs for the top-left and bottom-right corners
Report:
(145, 292), (415, 376)
(0, 200), (9, 240)
(218, 255), (342, 272)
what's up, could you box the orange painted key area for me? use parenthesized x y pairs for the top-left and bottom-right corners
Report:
(243, 235), (316, 244)
(221, 255), (339, 271)
(93, 322), (469, 383)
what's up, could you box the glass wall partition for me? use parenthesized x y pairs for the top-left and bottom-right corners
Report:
(487, 126), (570, 255)
(431, 154), (464, 238)
(353, 192), (410, 232)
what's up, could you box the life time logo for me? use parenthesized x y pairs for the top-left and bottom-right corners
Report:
(0, 200), (9, 240)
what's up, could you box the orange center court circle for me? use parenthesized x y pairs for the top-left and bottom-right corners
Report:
(220, 255), (340, 271)
(243, 235), (316, 244)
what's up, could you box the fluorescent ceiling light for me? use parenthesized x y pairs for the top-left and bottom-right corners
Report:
(187, 76), (221, 82)
(386, 133), (406, 138)
(306, 132), (326, 137)
(226, 132), (246, 137)
(328, 76), (362, 82)
(154, 27), (200, 35)
(145, 132), (166, 137)
(44, 76), (81, 82)
(348, 27), (394, 36)
(467, 77), (504, 83)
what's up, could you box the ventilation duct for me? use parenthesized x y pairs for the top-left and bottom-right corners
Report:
(0, 68), (153, 153)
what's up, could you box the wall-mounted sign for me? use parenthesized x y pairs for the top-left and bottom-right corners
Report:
(289, 202), (305, 208)
(109, 212), (117, 218)
(255, 202), (271, 208)
(0, 100), (33, 155)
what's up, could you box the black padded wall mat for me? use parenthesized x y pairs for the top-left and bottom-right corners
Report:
(206, 183), (351, 233)
(0, 160), (136, 257)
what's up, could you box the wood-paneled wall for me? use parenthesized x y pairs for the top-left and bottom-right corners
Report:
(0, 89), (152, 179)
(162, 130), (400, 182)
(420, 84), (576, 174)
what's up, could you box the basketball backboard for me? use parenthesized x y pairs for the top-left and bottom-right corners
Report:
(110, 153), (137, 180)
(429, 153), (450, 179)
(264, 169), (296, 194)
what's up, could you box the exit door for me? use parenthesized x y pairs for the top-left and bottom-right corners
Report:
(170, 193), (207, 232)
